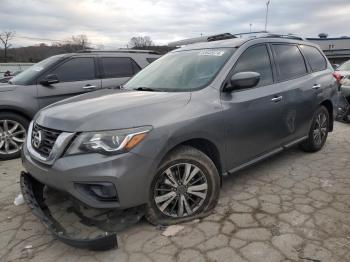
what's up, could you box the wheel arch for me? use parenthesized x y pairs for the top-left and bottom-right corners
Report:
(0, 106), (32, 122)
(159, 138), (223, 183)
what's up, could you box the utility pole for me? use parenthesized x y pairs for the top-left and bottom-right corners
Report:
(249, 23), (252, 33)
(264, 1), (270, 32)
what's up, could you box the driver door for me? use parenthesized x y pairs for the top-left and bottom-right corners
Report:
(221, 44), (287, 170)
(37, 57), (102, 109)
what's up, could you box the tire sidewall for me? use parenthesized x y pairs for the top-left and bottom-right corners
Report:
(309, 106), (329, 150)
(0, 113), (29, 160)
(147, 147), (220, 225)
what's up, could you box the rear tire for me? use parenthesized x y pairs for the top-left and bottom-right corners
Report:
(0, 112), (29, 160)
(145, 145), (220, 226)
(300, 106), (329, 152)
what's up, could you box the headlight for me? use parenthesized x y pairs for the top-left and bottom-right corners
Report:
(65, 126), (152, 156)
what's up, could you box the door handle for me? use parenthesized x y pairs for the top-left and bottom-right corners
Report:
(271, 96), (283, 102)
(312, 84), (321, 90)
(83, 84), (97, 90)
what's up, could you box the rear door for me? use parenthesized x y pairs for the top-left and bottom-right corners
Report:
(37, 57), (102, 108)
(221, 44), (287, 169)
(270, 44), (315, 144)
(100, 57), (141, 89)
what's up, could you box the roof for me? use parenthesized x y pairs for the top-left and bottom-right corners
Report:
(76, 49), (160, 55)
(171, 36), (317, 53)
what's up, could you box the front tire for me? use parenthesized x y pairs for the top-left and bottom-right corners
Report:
(0, 112), (29, 160)
(145, 146), (220, 225)
(300, 106), (329, 152)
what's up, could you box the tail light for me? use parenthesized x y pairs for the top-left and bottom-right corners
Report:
(332, 72), (342, 84)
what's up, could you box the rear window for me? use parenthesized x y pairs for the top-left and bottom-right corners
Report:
(272, 44), (307, 81)
(101, 57), (134, 78)
(300, 45), (327, 72)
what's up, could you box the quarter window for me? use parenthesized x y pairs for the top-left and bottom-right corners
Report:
(101, 57), (135, 78)
(300, 45), (327, 72)
(232, 45), (273, 87)
(51, 57), (95, 82)
(272, 44), (307, 81)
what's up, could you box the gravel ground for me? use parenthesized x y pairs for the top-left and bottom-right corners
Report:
(1, 122), (350, 262)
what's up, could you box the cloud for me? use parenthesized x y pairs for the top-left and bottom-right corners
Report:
(1, 0), (349, 48)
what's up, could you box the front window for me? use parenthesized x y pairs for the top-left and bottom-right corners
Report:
(10, 55), (65, 85)
(337, 60), (350, 71)
(124, 48), (235, 92)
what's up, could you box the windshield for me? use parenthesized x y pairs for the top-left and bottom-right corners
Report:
(124, 48), (235, 92)
(337, 60), (350, 71)
(10, 55), (65, 85)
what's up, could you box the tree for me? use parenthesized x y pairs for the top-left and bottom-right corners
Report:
(128, 36), (154, 48)
(71, 34), (90, 50)
(0, 31), (15, 62)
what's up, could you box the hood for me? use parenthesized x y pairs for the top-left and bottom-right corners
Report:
(0, 83), (18, 92)
(35, 89), (191, 132)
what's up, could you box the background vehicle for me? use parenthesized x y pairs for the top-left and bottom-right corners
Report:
(0, 70), (22, 83)
(0, 50), (160, 160)
(22, 34), (337, 229)
(335, 60), (350, 121)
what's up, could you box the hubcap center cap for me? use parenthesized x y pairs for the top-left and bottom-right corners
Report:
(177, 185), (187, 195)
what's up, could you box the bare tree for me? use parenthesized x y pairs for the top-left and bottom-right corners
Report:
(128, 36), (154, 48)
(0, 31), (15, 62)
(71, 34), (90, 50)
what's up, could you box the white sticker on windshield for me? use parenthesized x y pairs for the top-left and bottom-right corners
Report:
(198, 50), (225, 56)
(33, 66), (44, 72)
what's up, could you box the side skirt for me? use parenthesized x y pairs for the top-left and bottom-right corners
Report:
(223, 136), (308, 176)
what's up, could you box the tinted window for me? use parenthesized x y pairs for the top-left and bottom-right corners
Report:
(273, 44), (307, 81)
(300, 45), (327, 72)
(101, 57), (133, 78)
(51, 57), (95, 82)
(232, 45), (273, 87)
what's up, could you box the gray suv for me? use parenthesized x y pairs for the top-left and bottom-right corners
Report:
(22, 35), (337, 227)
(0, 50), (160, 160)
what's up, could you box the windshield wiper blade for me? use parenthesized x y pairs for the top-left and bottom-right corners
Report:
(133, 87), (157, 91)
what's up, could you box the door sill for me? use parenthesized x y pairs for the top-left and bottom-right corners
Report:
(223, 136), (308, 176)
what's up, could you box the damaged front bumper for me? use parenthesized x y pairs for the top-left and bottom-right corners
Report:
(20, 171), (118, 251)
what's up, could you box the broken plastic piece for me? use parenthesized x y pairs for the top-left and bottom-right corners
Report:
(14, 193), (25, 206)
(20, 172), (118, 251)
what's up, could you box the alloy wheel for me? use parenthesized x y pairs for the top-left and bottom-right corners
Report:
(153, 163), (208, 218)
(313, 112), (327, 146)
(0, 120), (26, 156)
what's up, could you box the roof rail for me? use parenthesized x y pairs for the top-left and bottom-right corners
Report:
(76, 49), (160, 55)
(233, 31), (305, 41)
(207, 33), (237, 42)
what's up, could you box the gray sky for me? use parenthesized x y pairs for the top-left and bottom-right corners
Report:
(1, 0), (349, 48)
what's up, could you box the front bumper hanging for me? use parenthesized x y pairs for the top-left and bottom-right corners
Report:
(20, 172), (118, 251)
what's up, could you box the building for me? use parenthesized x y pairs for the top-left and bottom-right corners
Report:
(306, 35), (350, 65)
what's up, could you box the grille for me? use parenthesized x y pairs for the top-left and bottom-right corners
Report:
(31, 124), (62, 157)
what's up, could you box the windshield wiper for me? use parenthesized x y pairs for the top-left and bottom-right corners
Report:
(133, 87), (158, 92)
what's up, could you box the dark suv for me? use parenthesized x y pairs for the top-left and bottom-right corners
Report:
(0, 50), (160, 159)
(22, 35), (337, 229)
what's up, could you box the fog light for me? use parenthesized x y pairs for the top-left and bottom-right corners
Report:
(75, 182), (118, 202)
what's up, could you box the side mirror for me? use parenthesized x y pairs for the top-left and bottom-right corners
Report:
(224, 72), (260, 92)
(40, 74), (59, 86)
